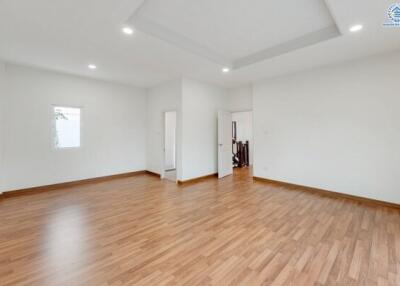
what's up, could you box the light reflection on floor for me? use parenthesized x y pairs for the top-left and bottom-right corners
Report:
(45, 205), (88, 282)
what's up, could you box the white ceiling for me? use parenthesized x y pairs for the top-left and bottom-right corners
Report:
(0, 0), (399, 88)
(134, 0), (336, 60)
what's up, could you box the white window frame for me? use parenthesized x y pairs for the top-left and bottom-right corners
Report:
(51, 105), (83, 150)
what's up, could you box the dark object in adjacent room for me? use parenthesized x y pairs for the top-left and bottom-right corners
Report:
(232, 121), (249, 168)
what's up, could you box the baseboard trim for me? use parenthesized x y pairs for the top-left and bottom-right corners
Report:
(3, 170), (149, 198)
(178, 173), (218, 185)
(145, 170), (161, 178)
(253, 176), (400, 209)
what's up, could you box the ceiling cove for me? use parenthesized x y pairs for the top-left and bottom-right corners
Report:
(126, 0), (341, 70)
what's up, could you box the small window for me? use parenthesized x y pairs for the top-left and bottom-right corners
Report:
(53, 106), (81, 149)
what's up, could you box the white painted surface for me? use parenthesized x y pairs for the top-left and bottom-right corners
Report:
(228, 85), (253, 112)
(218, 110), (233, 178)
(1, 64), (147, 192)
(0, 1), (399, 88)
(253, 51), (400, 204)
(0, 61), (6, 193)
(133, 0), (338, 68)
(146, 80), (182, 179)
(232, 111), (253, 165)
(164, 111), (176, 170)
(137, 0), (335, 60)
(147, 78), (229, 181)
(181, 79), (228, 180)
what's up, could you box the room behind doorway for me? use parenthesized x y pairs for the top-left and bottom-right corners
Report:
(164, 111), (177, 182)
(232, 111), (253, 167)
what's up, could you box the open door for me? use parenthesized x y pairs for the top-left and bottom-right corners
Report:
(218, 110), (233, 178)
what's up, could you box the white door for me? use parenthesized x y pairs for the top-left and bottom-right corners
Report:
(218, 110), (233, 178)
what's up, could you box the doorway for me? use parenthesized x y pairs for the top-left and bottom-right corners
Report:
(232, 111), (253, 167)
(218, 110), (253, 179)
(163, 111), (177, 182)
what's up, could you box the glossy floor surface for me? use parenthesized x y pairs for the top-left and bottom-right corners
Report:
(1, 168), (400, 285)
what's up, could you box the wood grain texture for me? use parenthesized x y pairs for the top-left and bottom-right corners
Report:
(177, 173), (218, 185)
(3, 171), (148, 198)
(253, 176), (400, 209)
(1, 168), (400, 285)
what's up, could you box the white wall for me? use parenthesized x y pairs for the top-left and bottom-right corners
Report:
(2, 64), (147, 192)
(232, 111), (253, 165)
(164, 111), (176, 170)
(228, 85), (253, 112)
(0, 61), (6, 193)
(146, 80), (182, 179)
(253, 51), (400, 204)
(181, 78), (228, 180)
(146, 78), (229, 181)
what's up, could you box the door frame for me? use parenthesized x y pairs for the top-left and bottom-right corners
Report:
(218, 110), (233, 178)
(231, 109), (254, 168)
(162, 110), (177, 181)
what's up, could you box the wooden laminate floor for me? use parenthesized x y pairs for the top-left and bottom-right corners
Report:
(1, 168), (400, 286)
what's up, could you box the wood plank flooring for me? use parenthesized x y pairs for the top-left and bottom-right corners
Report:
(1, 168), (400, 285)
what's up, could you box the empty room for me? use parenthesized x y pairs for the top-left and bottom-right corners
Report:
(1, 0), (400, 285)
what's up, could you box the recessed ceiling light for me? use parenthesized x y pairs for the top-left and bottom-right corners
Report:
(222, 67), (230, 73)
(88, 64), (97, 70)
(349, 24), (363, 32)
(122, 26), (134, 35)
